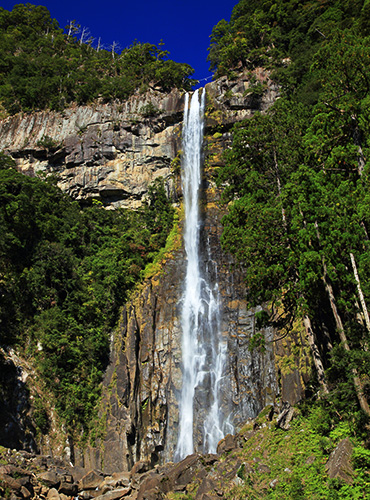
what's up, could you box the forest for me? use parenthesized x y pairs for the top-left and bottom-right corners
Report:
(208, 0), (370, 494)
(0, 3), (196, 114)
(205, 1), (370, 496)
(0, 152), (174, 435)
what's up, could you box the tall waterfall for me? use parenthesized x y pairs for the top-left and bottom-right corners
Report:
(175, 89), (232, 461)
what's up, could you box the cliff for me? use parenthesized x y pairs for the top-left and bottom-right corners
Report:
(0, 67), (276, 209)
(0, 89), (184, 209)
(0, 68), (312, 471)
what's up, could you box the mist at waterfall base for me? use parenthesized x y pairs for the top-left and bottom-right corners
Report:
(175, 90), (234, 461)
(0, 0), (237, 84)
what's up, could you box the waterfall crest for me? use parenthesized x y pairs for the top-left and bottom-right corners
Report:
(175, 89), (233, 461)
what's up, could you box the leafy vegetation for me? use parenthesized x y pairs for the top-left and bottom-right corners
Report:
(0, 153), (174, 435)
(163, 405), (370, 499)
(0, 4), (196, 114)
(221, 407), (370, 500)
(214, 0), (370, 437)
(208, 0), (369, 88)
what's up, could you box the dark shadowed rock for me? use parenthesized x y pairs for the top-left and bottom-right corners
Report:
(58, 478), (78, 496)
(137, 488), (164, 500)
(137, 454), (208, 499)
(131, 461), (151, 476)
(0, 472), (22, 491)
(195, 477), (219, 499)
(37, 470), (60, 488)
(276, 403), (297, 430)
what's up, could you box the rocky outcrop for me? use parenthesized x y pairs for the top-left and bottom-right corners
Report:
(0, 89), (184, 208)
(70, 69), (293, 472)
(325, 438), (354, 484)
(205, 67), (278, 132)
(2, 405), (358, 500)
(0, 350), (37, 453)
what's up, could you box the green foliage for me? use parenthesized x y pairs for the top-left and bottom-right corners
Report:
(0, 4), (196, 114)
(216, 0), (370, 431)
(223, 412), (361, 500)
(139, 102), (160, 117)
(248, 332), (266, 353)
(352, 446), (370, 469)
(207, 0), (367, 103)
(32, 395), (50, 434)
(36, 135), (60, 150)
(0, 160), (174, 435)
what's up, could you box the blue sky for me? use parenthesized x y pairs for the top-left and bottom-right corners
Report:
(1, 0), (238, 84)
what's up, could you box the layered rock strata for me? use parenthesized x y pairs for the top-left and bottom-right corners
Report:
(0, 67), (278, 209)
(0, 89), (184, 208)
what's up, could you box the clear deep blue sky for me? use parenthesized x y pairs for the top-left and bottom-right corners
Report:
(1, 0), (238, 84)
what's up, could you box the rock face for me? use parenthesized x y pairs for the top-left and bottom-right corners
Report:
(72, 69), (305, 472)
(0, 89), (184, 208)
(0, 68), (312, 470)
(0, 67), (278, 209)
(0, 350), (37, 452)
(325, 438), (354, 484)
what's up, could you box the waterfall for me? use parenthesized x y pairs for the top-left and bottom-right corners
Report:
(175, 89), (232, 461)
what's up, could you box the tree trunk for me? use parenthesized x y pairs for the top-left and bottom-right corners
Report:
(303, 315), (329, 394)
(321, 251), (370, 416)
(350, 252), (370, 335)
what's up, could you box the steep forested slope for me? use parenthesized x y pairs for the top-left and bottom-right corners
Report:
(2, 1), (370, 495)
(213, 0), (370, 441)
(0, 4), (196, 115)
(0, 153), (174, 437)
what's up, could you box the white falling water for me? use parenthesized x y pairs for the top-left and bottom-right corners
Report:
(175, 89), (232, 461)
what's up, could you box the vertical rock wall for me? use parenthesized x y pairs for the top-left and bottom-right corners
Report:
(0, 89), (185, 208)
